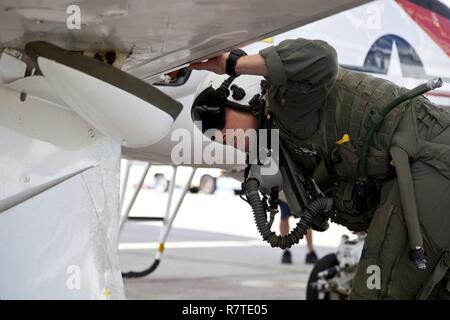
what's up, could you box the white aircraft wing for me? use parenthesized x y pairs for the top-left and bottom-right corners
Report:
(1, 0), (371, 79)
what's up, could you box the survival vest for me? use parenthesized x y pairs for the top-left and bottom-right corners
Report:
(277, 67), (413, 231)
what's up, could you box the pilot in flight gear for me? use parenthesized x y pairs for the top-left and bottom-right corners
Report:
(190, 38), (450, 300)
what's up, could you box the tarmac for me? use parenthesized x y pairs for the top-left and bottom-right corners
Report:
(118, 184), (348, 300)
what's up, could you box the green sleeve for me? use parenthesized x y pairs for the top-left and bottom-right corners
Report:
(259, 38), (338, 93)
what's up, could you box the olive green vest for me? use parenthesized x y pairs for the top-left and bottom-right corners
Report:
(325, 68), (450, 181)
(278, 67), (409, 180)
(325, 68), (407, 153)
(276, 67), (450, 231)
(276, 68), (413, 231)
(323, 68), (411, 181)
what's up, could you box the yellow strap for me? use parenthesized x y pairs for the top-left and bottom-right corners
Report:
(336, 133), (350, 145)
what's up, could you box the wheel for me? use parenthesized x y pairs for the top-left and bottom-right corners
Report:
(199, 174), (217, 194)
(306, 253), (339, 300)
(153, 173), (169, 192)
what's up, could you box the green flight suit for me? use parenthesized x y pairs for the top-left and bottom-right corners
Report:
(259, 38), (450, 299)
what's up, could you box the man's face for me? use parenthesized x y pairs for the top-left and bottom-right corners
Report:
(214, 107), (258, 152)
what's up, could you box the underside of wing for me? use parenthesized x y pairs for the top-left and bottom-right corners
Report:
(0, 0), (371, 79)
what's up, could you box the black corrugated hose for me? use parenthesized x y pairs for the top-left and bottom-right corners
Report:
(244, 178), (333, 249)
(121, 260), (160, 278)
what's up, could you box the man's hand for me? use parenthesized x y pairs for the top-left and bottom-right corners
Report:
(189, 53), (229, 74)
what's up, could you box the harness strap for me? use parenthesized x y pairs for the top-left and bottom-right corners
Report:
(390, 145), (426, 270)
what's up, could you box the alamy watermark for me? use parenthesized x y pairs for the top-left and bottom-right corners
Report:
(366, 265), (381, 290)
(171, 122), (280, 176)
(66, 5), (81, 30)
(66, 264), (81, 290)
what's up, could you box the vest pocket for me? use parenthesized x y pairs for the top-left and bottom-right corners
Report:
(331, 141), (393, 180)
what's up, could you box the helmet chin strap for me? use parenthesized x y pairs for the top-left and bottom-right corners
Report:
(248, 80), (270, 166)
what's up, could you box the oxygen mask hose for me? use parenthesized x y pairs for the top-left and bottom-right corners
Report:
(244, 178), (333, 249)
